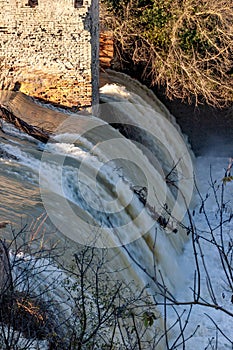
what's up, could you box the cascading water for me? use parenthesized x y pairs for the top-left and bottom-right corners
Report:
(0, 72), (194, 346)
(1, 72), (194, 290)
(1, 72), (231, 349)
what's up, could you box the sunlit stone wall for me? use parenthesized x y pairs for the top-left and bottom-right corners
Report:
(0, 0), (99, 108)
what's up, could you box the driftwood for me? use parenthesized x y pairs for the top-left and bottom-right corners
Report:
(0, 89), (82, 143)
(0, 105), (51, 143)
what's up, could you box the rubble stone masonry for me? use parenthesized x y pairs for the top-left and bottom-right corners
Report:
(0, 0), (99, 108)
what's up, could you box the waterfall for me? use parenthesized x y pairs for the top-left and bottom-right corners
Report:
(28, 76), (193, 294)
(0, 72), (195, 288)
(0, 72), (195, 348)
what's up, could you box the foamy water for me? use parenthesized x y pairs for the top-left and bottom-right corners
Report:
(0, 73), (232, 348)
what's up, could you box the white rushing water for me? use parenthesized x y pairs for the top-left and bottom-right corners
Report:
(173, 155), (233, 349)
(0, 72), (232, 349)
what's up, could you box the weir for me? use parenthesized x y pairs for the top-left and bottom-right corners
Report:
(0, 72), (195, 348)
(0, 71), (194, 285)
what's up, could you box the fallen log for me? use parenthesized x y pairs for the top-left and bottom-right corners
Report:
(0, 105), (51, 143)
(0, 89), (72, 143)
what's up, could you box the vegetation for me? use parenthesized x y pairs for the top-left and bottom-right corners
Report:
(102, 0), (233, 106)
(0, 165), (232, 349)
(0, 220), (158, 349)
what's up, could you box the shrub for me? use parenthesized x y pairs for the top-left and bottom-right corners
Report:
(102, 0), (233, 106)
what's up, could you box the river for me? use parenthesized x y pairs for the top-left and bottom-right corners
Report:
(0, 72), (232, 349)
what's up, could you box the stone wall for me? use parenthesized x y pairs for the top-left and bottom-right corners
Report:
(99, 32), (113, 69)
(0, 0), (99, 108)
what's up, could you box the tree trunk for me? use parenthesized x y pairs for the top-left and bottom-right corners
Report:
(0, 240), (13, 295)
